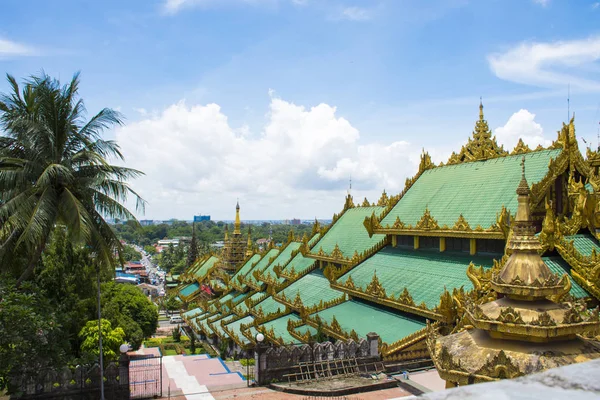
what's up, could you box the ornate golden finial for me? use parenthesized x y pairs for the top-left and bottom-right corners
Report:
(516, 156), (529, 196)
(224, 224), (229, 241)
(479, 97), (484, 120)
(234, 200), (241, 234)
(446, 100), (508, 165)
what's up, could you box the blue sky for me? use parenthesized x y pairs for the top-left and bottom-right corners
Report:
(2, 0), (600, 220)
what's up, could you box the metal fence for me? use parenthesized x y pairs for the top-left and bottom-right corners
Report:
(129, 355), (162, 399)
(7, 361), (128, 399)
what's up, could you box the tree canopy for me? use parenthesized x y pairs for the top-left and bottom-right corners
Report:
(0, 72), (144, 285)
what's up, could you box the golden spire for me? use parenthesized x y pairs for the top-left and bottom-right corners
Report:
(224, 224), (229, 241)
(234, 200), (241, 234)
(246, 227), (253, 256)
(492, 157), (568, 300)
(479, 96), (484, 121)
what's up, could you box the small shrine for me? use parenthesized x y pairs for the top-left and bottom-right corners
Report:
(428, 158), (600, 387)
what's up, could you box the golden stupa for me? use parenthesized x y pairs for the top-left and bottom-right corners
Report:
(428, 157), (600, 387)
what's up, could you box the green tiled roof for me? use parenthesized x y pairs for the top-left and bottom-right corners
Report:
(260, 313), (300, 344)
(234, 292), (265, 315)
(254, 295), (286, 316)
(231, 254), (261, 281)
(261, 242), (302, 281)
(312, 300), (425, 344)
(564, 233), (600, 257)
(311, 206), (386, 258)
(294, 324), (317, 337)
(308, 232), (321, 248)
(281, 270), (344, 308)
(232, 291), (250, 305)
(339, 246), (496, 309)
(279, 252), (316, 282)
(211, 314), (237, 336)
(252, 248), (280, 273)
(381, 149), (562, 228)
(183, 307), (203, 319)
(218, 292), (236, 304)
(225, 315), (255, 344)
(543, 256), (589, 299)
(192, 255), (219, 279)
(179, 282), (200, 297)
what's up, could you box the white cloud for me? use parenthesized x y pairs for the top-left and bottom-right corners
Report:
(488, 36), (600, 91)
(494, 109), (552, 151)
(0, 38), (37, 58)
(593, 2), (600, 9)
(116, 95), (417, 219)
(533, 0), (549, 7)
(133, 107), (148, 116)
(340, 6), (372, 21)
(163, 0), (291, 14)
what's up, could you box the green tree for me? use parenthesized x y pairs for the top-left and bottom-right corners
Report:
(164, 294), (182, 313)
(0, 278), (69, 392)
(0, 72), (145, 286)
(101, 282), (158, 349)
(122, 245), (141, 262)
(186, 223), (199, 268)
(79, 319), (125, 362)
(35, 227), (100, 357)
(144, 245), (157, 255)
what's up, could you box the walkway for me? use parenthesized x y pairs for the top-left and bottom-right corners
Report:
(160, 354), (246, 399)
(163, 356), (214, 400)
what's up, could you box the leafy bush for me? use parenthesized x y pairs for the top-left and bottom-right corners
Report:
(239, 358), (255, 366)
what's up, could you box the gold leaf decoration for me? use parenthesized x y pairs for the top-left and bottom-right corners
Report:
(452, 214), (471, 231)
(415, 208), (440, 230)
(511, 138), (532, 155)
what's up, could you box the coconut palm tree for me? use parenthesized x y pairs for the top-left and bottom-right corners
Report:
(0, 72), (145, 285)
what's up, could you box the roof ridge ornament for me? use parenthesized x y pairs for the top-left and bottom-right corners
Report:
(446, 101), (508, 165)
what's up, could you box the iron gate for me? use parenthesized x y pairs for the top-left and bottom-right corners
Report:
(129, 355), (162, 399)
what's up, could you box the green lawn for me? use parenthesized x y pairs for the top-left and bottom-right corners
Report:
(163, 349), (178, 356)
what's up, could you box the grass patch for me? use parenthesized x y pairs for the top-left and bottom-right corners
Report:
(163, 349), (178, 356)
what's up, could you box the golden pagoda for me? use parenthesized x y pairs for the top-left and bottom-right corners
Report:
(428, 158), (600, 387)
(220, 201), (248, 271)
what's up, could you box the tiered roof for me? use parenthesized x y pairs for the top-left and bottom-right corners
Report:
(310, 205), (386, 260)
(337, 246), (497, 309)
(380, 150), (560, 229)
(309, 300), (425, 344)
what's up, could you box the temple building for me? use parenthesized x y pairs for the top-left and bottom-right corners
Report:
(428, 160), (600, 386)
(176, 103), (600, 380)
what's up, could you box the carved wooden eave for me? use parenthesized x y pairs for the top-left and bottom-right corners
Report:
(371, 208), (507, 239)
(553, 237), (600, 300)
(380, 322), (440, 357)
(254, 324), (285, 346)
(221, 322), (252, 349)
(288, 324), (312, 343)
(252, 308), (290, 326)
(536, 201), (600, 301)
(331, 279), (445, 321)
(303, 315), (349, 342)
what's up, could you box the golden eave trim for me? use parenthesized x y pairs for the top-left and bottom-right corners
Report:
(372, 228), (505, 239)
(331, 283), (444, 321)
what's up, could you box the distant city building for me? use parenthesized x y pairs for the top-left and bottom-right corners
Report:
(211, 241), (225, 249)
(194, 215), (211, 222)
(291, 218), (301, 225)
(140, 219), (154, 226)
(157, 239), (180, 247)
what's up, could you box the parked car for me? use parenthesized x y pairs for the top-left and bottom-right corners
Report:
(169, 316), (183, 324)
